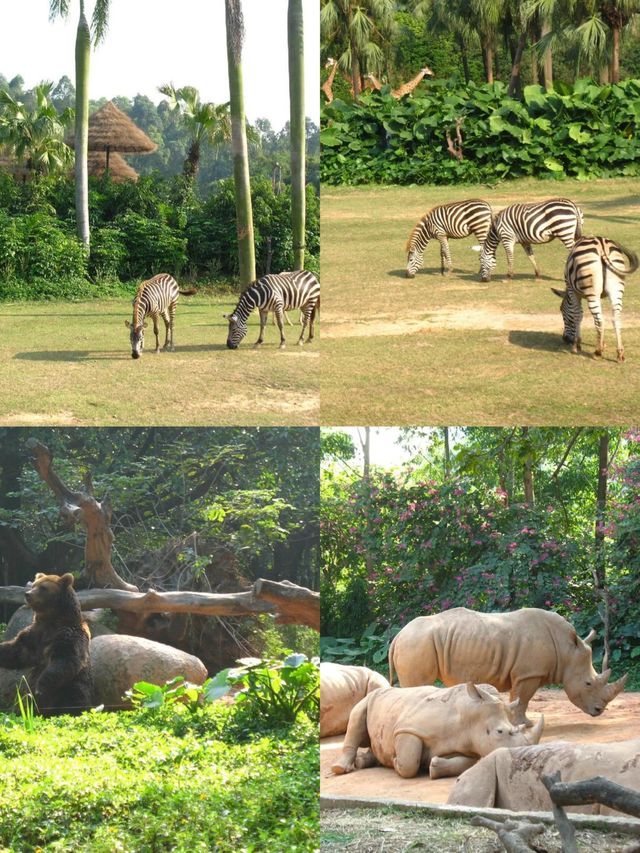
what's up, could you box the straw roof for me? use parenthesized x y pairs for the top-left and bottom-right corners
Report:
(69, 101), (157, 154)
(85, 151), (139, 182)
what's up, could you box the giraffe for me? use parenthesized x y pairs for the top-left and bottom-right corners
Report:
(322, 57), (339, 103)
(365, 72), (383, 91)
(392, 66), (435, 98)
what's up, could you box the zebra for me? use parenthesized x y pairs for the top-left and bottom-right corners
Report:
(124, 274), (196, 359)
(406, 199), (492, 278)
(478, 198), (584, 282)
(551, 236), (639, 363)
(224, 270), (320, 349)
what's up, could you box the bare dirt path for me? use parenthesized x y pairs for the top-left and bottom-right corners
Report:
(320, 689), (640, 805)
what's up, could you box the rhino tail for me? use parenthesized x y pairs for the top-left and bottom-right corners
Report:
(388, 636), (397, 686)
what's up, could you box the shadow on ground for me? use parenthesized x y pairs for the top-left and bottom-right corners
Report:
(14, 343), (227, 361)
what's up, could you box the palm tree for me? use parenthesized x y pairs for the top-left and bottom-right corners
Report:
(49, 0), (111, 248)
(0, 82), (73, 175)
(158, 84), (232, 181)
(321, 0), (395, 99)
(225, 0), (256, 286)
(429, 0), (507, 84)
(288, 0), (305, 270)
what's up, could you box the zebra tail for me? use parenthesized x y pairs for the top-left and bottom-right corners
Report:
(179, 288), (198, 296)
(575, 214), (583, 240)
(602, 242), (639, 277)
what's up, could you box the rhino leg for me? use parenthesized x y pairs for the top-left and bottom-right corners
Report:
(447, 751), (499, 807)
(509, 678), (541, 727)
(355, 748), (379, 770)
(429, 754), (477, 780)
(330, 695), (370, 775)
(393, 733), (424, 778)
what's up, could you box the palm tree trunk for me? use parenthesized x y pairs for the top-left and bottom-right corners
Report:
(611, 26), (621, 84)
(484, 44), (494, 84)
(541, 18), (553, 90)
(288, 0), (305, 270)
(508, 32), (527, 97)
(225, 0), (256, 285)
(456, 33), (471, 84)
(75, 2), (90, 247)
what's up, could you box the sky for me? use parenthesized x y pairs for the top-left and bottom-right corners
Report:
(0, 0), (320, 130)
(331, 428), (416, 470)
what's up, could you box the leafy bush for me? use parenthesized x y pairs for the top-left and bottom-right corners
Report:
(0, 211), (87, 283)
(321, 78), (640, 185)
(88, 225), (128, 281)
(114, 211), (188, 279)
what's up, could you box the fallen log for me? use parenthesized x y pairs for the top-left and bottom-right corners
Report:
(470, 815), (545, 853)
(253, 578), (320, 631)
(545, 774), (640, 819)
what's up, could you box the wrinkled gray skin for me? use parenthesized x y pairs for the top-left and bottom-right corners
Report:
(389, 607), (627, 726)
(320, 662), (390, 737)
(330, 682), (543, 779)
(448, 739), (640, 815)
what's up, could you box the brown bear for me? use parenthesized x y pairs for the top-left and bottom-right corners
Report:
(0, 573), (92, 716)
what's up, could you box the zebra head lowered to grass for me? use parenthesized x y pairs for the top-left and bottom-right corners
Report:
(552, 236), (639, 363)
(125, 273), (197, 359)
(405, 199), (492, 278)
(224, 270), (320, 350)
(478, 198), (584, 282)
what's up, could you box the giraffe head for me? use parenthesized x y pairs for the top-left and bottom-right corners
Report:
(325, 57), (337, 69)
(124, 319), (148, 359)
(422, 67), (435, 77)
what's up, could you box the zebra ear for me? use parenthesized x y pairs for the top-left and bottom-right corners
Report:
(550, 287), (566, 298)
(124, 320), (131, 328)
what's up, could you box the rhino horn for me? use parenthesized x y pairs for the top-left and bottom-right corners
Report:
(466, 683), (492, 703)
(603, 672), (628, 702)
(524, 715), (544, 744)
(583, 628), (597, 645)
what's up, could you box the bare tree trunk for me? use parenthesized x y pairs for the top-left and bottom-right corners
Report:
(508, 32), (527, 97)
(484, 44), (494, 84)
(611, 26), (621, 83)
(594, 432), (611, 668)
(456, 33), (471, 83)
(359, 427), (371, 479)
(253, 578), (320, 630)
(443, 427), (451, 479)
(522, 427), (535, 506)
(544, 772), (640, 818)
(26, 439), (138, 592)
(541, 18), (553, 89)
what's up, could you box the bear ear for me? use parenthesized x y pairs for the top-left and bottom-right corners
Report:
(60, 573), (75, 588)
(34, 573), (45, 581)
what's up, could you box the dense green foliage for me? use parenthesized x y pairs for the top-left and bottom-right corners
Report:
(321, 77), (640, 185)
(321, 428), (640, 682)
(0, 704), (318, 852)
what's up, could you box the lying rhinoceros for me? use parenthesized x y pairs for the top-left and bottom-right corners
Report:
(320, 662), (390, 737)
(447, 739), (640, 815)
(330, 682), (544, 779)
(388, 607), (626, 726)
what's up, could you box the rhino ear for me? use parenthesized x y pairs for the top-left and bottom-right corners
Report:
(466, 683), (486, 703)
(583, 629), (597, 646)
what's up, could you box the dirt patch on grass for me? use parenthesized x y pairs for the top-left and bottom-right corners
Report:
(321, 689), (640, 806)
(0, 411), (82, 425)
(321, 809), (632, 852)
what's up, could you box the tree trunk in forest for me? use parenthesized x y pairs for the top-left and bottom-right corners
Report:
(594, 432), (611, 668)
(456, 33), (471, 83)
(359, 427), (371, 480)
(350, 42), (361, 99)
(522, 427), (535, 506)
(541, 18), (553, 89)
(443, 427), (451, 479)
(484, 45), (494, 84)
(508, 32), (527, 97)
(288, 0), (306, 269)
(75, 0), (91, 247)
(253, 578), (319, 630)
(611, 26), (621, 83)
(27, 439), (138, 592)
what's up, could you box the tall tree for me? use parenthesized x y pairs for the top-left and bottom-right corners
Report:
(158, 84), (232, 182)
(288, 0), (306, 270)
(225, 0), (256, 285)
(49, 0), (111, 248)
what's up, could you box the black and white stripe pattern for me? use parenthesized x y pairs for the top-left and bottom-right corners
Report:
(406, 199), (492, 277)
(225, 270), (320, 349)
(551, 236), (638, 363)
(479, 198), (583, 281)
(125, 274), (196, 359)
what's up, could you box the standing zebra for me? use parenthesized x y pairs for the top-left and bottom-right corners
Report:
(552, 236), (638, 363)
(225, 270), (320, 349)
(125, 274), (197, 359)
(406, 199), (492, 277)
(478, 198), (583, 282)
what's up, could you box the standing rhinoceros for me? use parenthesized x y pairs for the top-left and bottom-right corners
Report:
(320, 662), (390, 737)
(447, 739), (640, 815)
(330, 682), (544, 779)
(388, 607), (627, 726)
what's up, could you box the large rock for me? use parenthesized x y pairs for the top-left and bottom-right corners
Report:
(0, 634), (208, 712)
(91, 634), (208, 709)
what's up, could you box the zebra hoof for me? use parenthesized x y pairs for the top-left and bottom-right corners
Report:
(279, 343), (286, 350)
(618, 352), (625, 363)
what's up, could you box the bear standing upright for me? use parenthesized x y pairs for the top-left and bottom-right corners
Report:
(0, 573), (92, 716)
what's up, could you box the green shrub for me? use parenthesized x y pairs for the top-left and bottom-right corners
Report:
(114, 211), (188, 279)
(321, 77), (640, 185)
(88, 225), (128, 281)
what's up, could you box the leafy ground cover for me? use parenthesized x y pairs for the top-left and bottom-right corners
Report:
(0, 704), (318, 853)
(0, 296), (319, 425)
(320, 177), (640, 425)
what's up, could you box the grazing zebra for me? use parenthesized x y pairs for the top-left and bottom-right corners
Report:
(478, 198), (583, 282)
(124, 274), (196, 359)
(224, 270), (320, 349)
(551, 236), (638, 363)
(406, 199), (492, 277)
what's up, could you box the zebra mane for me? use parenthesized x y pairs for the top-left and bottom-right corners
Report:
(406, 212), (432, 252)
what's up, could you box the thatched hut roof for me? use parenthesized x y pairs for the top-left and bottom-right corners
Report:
(69, 101), (157, 154)
(85, 151), (139, 182)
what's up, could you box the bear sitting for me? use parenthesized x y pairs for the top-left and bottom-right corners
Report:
(0, 572), (92, 716)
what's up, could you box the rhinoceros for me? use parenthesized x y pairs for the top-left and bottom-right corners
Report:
(388, 607), (627, 726)
(330, 682), (544, 779)
(447, 739), (640, 815)
(320, 662), (390, 737)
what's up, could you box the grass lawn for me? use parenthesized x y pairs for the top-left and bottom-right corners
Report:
(0, 295), (319, 426)
(0, 707), (318, 852)
(320, 177), (640, 425)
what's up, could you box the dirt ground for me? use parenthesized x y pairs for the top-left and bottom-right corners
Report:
(320, 689), (640, 805)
